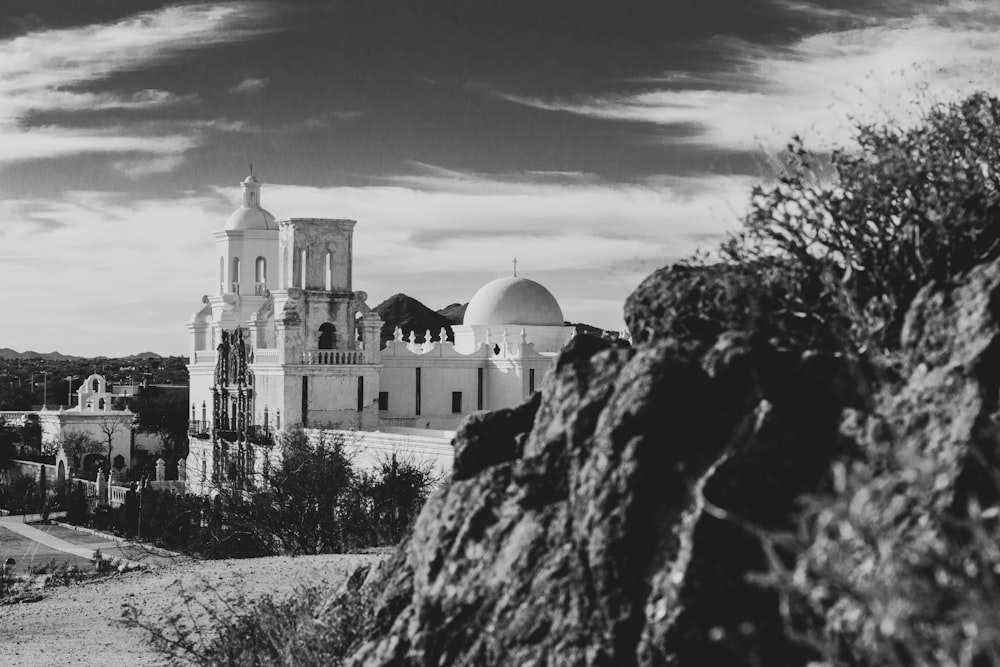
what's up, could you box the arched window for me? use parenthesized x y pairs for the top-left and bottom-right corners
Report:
(299, 249), (307, 288)
(231, 257), (241, 284)
(98, 398), (105, 410)
(219, 256), (225, 285)
(324, 251), (332, 291)
(255, 256), (266, 283)
(92, 378), (99, 392)
(318, 323), (336, 350)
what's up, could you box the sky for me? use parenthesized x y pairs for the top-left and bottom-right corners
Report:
(0, 0), (997, 356)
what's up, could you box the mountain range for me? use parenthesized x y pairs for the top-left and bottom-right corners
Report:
(0, 349), (164, 361)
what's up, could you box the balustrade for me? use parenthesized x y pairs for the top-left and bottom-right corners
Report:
(299, 349), (364, 365)
(109, 485), (127, 507)
(188, 419), (210, 436)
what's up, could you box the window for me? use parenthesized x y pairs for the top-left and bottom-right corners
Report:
(452, 391), (462, 414)
(231, 256), (241, 283)
(255, 256), (266, 283)
(98, 398), (105, 410)
(415, 368), (421, 416)
(299, 249), (307, 288)
(318, 323), (335, 350)
(477, 368), (483, 410)
(357, 376), (364, 411)
(378, 391), (388, 411)
(92, 378), (99, 392)
(219, 256), (225, 285)
(529, 369), (536, 394)
(324, 251), (332, 291)
(301, 377), (308, 426)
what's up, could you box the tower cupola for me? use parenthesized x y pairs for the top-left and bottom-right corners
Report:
(226, 172), (277, 231)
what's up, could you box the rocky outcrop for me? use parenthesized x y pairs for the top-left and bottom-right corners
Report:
(341, 266), (875, 665)
(339, 256), (1000, 666)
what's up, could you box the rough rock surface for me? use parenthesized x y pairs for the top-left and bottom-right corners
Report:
(342, 265), (878, 666)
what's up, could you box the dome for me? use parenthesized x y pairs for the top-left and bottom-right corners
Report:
(225, 205), (277, 231)
(243, 174), (259, 184)
(463, 276), (564, 326)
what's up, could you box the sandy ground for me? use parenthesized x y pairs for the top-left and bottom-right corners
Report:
(0, 552), (384, 666)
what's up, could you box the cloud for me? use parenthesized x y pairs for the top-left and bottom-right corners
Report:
(0, 2), (280, 166)
(229, 77), (270, 95)
(497, 1), (1000, 151)
(2, 166), (754, 354)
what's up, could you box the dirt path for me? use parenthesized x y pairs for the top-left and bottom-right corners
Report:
(0, 553), (383, 666)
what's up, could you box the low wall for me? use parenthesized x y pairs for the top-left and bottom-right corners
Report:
(303, 428), (455, 479)
(7, 459), (59, 482)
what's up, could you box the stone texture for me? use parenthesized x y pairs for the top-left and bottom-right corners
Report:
(332, 255), (1000, 667)
(344, 305), (870, 665)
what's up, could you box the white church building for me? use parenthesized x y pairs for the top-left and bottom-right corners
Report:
(184, 174), (573, 493)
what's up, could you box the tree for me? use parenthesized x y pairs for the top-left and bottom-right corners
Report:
(48, 430), (102, 469)
(247, 429), (357, 555)
(97, 411), (132, 469)
(128, 387), (190, 468)
(718, 92), (1000, 353)
(19, 414), (41, 459)
(0, 417), (17, 467)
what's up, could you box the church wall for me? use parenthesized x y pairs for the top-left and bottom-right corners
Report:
(250, 368), (285, 428)
(379, 357), (487, 426)
(278, 218), (355, 292)
(40, 414), (133, 470)
(188, 364), (215, 425)
(298, 366), (381, 429)
(378, 364), (417, 417)
(487, 362), (527, 411)
(300, 292), (356, 352)
(185, 439), (213, 496)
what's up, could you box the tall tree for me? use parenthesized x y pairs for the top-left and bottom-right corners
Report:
(97, 411), (132, 469)
(128, 387), (190, 466)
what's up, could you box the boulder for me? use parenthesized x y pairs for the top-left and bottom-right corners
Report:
(344, 329), (868, 663)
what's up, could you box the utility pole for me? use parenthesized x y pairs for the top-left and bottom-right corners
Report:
(41, 372), (48, 408)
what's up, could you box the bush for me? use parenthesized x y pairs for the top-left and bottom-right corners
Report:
(715, 92), (1000, 354)
(123, 566), (376, 667)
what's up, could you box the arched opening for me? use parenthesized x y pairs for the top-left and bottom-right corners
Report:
(231, 257), (241, 284)
(219, 256), (225, 286)
(92, 378), (99, 392)
(318, 323), (336, 350)
(299, 249), (307, 288)
(255, 256), (266, 282)
(98, 398), (105, 410)
(324, 251), (332, 291)
(113, 454), (125, 471)
(57, 460), (65, 484)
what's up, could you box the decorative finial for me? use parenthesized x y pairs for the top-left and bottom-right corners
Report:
(513, 257), (517, 277)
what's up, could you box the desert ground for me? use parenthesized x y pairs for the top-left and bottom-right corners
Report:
(0, 551), (383, 667)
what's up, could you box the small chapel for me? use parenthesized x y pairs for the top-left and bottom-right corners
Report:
(184, 173), (574, 492)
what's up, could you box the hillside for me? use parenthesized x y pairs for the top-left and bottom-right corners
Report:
(0, 349), (81, 361)
(436, 302), (467, 324)
(373, 293), (456, 347)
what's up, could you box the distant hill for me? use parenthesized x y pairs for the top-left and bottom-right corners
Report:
(128, 351), (164, 359)
(373, 294), (456, 347)
(568, 322), (620, 339)
(436, 303), (467, 325)
(0, 348), (81, 361)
